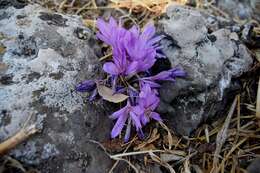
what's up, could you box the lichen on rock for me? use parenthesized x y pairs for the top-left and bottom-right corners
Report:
(158, 5), (253, 135)
(0, 3), (113, 172)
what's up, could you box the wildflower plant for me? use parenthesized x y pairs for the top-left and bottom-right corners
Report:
(76, 17), (186, 142)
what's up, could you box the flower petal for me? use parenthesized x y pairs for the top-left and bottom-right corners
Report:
(171, 68), (187, 77)
(88, 88), (98, 101)
(109, 17), (117, 27)
(103, 62), (119, 75)
(126, 61), (139, 75)
(148, 35), (164, 46)
(150, 112), (162, 122)
(111, 113), (128, 138)
(130, 111), (142, 130)
(75, 80), (96, 92)
(150, 98), (160, 110)
(142, 23), (155, 40)
(109, 105), (128, 119)
(124, 118), (132, 142)
(140, 114), (149, 125)
(140, 80), (161, 88)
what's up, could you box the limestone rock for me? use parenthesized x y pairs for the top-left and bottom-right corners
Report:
(158, 6), (253, 135)
(0, 3), (113, 173)
(216, 0), (260, 22)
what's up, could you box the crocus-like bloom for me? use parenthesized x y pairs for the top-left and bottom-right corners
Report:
(96, 17), (162, 76)
(137, 84), (162, 126)
(124, 24), (163, 72)
(141, 67), (186, 88)
(110, 101), (142, 141)
(79, 17), (187, 142)
(75, 80), (96, 92)
(75, 80), (98, 101)
(97, 17), (139, 76)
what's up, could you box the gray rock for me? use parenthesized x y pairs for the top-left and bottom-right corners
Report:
(216, 0), (260, 22)
(0, 3), (113, 173)
(158, 6), (253, 135)
(247, 158), (260, 173)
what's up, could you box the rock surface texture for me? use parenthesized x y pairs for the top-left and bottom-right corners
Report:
(158, 6), (253, 135)
(216, 0), (260, 22)
(0, 3), (113, 173)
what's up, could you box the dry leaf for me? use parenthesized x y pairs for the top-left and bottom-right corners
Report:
(211, 97), (237, 172)
(140, 143), (156, 151)
(102, 138), (125, 153)
(160, 153), (184, 162)
(149, 152), (176, 173)
(160, 122), (173, 150)
(97, 84), (128, 103)
(134, 128), (160, 150)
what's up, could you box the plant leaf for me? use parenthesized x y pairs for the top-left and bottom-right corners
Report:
(97, 84), (128, 103)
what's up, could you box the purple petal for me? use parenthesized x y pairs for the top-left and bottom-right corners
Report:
(109, 105), (128, 120)
(96, 33), (111, 46)
(103, 62), (119, 75)
(96, 18), (110, 36)
(140, 80), (161, 88)
(171, 68), (187, 77)
(151, 71), (171, 80)
(109, 17), (117, 27)
(142, 23), (155, 40)
(139, 84), (151, 98)
(111, 113), (128, 138)
(96, 19), (113, 45)
(132, 105), (144, 115)
(150, 112), (162, 122)
(126, 61), (139, 75)
(111, 75), (118, 94)
(137, 129), (145, 139)
(139, 56), (156, 71)
(128, 88), (139, 106)
(148, 35), (164, 46)
(124, 118), (132, 142)
(75, 80), (96, 92)
(129, 25), (140, 36)
(150, 98), (160, 110)
(88, 88), (98, 101)
(156, 52), (166, 58)
(140, 114), (149, 125)
(115, 86), (126, 94)
(129, 111), (142, 130)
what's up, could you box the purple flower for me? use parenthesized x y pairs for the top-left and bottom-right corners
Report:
(75, 80), (96, 92)
(141, 67), (186, 88)
(140, 79), (161, 88)
(97, 17), (139, 76)
(88, 88), (98, 101)
(128, 87), (139, 106)
(103, 58), (139, 76)
(148, 67), (186, 81)
(137, 84), (162, 126)
(96, 17), (125, 47)
(96, 17), (163, 76)
(124, 23), (163, 72)
(75, 17), (188, 143)
(110, 101), (142, 141)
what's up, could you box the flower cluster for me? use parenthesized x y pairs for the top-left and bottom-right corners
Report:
(76, 17), (186, 142)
